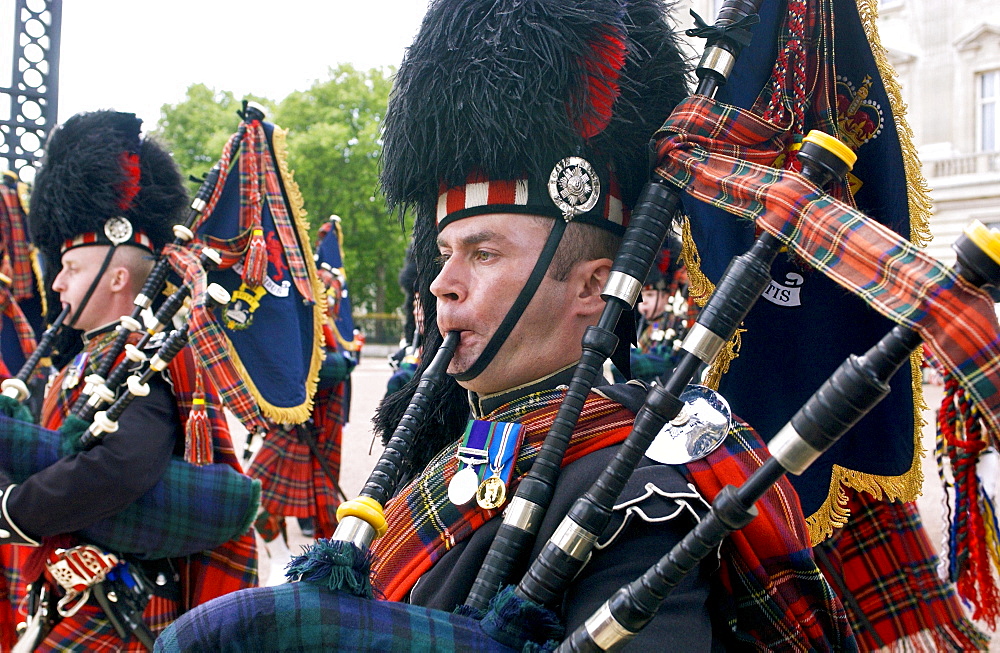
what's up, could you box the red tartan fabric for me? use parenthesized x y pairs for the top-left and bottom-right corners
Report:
(656, 96), (1000, 437)
(816, 492), (988, 651)
(249, 382), (346, 541)
(0, 181), (36, 301)
(371, 390), (635, 602)
(685, 420), (854, 651)
(0, 543), (28, 650)
(165, 346), (259, 604)
(163, 244), (263, 431)
(36, 594), (177, 652)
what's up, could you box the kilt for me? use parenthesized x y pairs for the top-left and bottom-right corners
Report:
(249, 382), (345, 541)
(37, 593), (177, 652)
(816, 492), (988, 651)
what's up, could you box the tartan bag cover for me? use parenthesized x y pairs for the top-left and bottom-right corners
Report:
(154, 580), (515, 653)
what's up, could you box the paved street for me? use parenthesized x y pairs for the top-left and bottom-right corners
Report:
(253, 355), (995, 646)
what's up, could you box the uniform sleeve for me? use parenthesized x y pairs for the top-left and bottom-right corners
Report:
(545, 451), (715, 651)
(563, 465), (718, 652)
(4, 375), (180, 540)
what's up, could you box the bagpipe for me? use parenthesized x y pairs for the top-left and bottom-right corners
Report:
(156, 0), (1000, 650)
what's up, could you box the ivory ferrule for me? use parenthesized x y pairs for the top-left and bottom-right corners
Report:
(89, 385), (115, 406)
(552, 517), (598, 561)
(189, 198), (207, 214)
(1, 379), (28, 403)
(503, 496), (545, 533)
(681, 323), (725, 364)
(585, 601), (635, 650)
(91, 411), (118, 436)
(698, 46), (736, 79)
(119, 315), (143, 332)
(134, 294), (153, 310)
(124, 345), (145, 363)
(768, 423), (823, 475)
(602, 272), (642, 306)
(332, 516), (378, 550)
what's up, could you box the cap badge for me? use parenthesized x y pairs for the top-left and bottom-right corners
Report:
(103, 216), (134, 246)
(548, 156), (600, 221)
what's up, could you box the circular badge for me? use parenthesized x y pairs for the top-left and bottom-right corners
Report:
(476, 476), (507, 510)
(547, 156), (600, 219)
(448, 466), (480, 506)
(104, 216), (134, 245)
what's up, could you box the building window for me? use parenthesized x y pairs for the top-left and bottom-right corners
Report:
(981, 70), (999, 152)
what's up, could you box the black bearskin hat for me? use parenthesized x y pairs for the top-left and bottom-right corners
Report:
(29, 111), (186, 275)
(375, 0), (690, 470)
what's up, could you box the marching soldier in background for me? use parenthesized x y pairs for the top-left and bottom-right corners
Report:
(0, 170), (48, 402)
(385, 252), (421, 398)
(619, 230), (692, 385)
(0, 110), (257, 651)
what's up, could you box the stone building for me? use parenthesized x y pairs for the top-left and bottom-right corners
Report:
(878, 0), (1000, 262)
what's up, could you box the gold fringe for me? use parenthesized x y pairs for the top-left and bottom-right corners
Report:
(808, 0), (931, 541)
(855, 0), (933, 247)
(213, 127), (325, 425)
(703, 328), (745, 391)
(680, 213), (743, 391)
(680, 214), (715, 307)
(29, 246), (46, 318)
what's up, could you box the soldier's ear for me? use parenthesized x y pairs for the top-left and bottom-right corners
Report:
(575, 257), (611, 315)
(108, 265), (130, 293)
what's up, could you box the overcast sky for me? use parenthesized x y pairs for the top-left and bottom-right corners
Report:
(3, 0), (429, 131)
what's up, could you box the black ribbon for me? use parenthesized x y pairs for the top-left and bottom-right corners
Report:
(685, 9), (760, 48)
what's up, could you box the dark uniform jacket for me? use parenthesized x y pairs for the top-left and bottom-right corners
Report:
(407, 369), (716, 651)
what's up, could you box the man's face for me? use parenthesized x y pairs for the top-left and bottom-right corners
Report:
(430, 213), (583, 395)
(638, 288), (668, 321)
(51, 245), (113, 331)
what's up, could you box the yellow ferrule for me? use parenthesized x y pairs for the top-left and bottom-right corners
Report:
(803, 130), (857, 171)
(965, 220), (1000, 267)
(337, 496), (388, 538)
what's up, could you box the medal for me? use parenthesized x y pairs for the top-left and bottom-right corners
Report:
(448, 466), (481, 505)
(476, 422), (518, 510)
(476, 475), (507, 510)
(62, 352), (89, 390)
(448, 423), (490, 506)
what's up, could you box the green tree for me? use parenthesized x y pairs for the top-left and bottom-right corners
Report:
(275, 64), (406, 317)
(154, 84), (275, 190)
